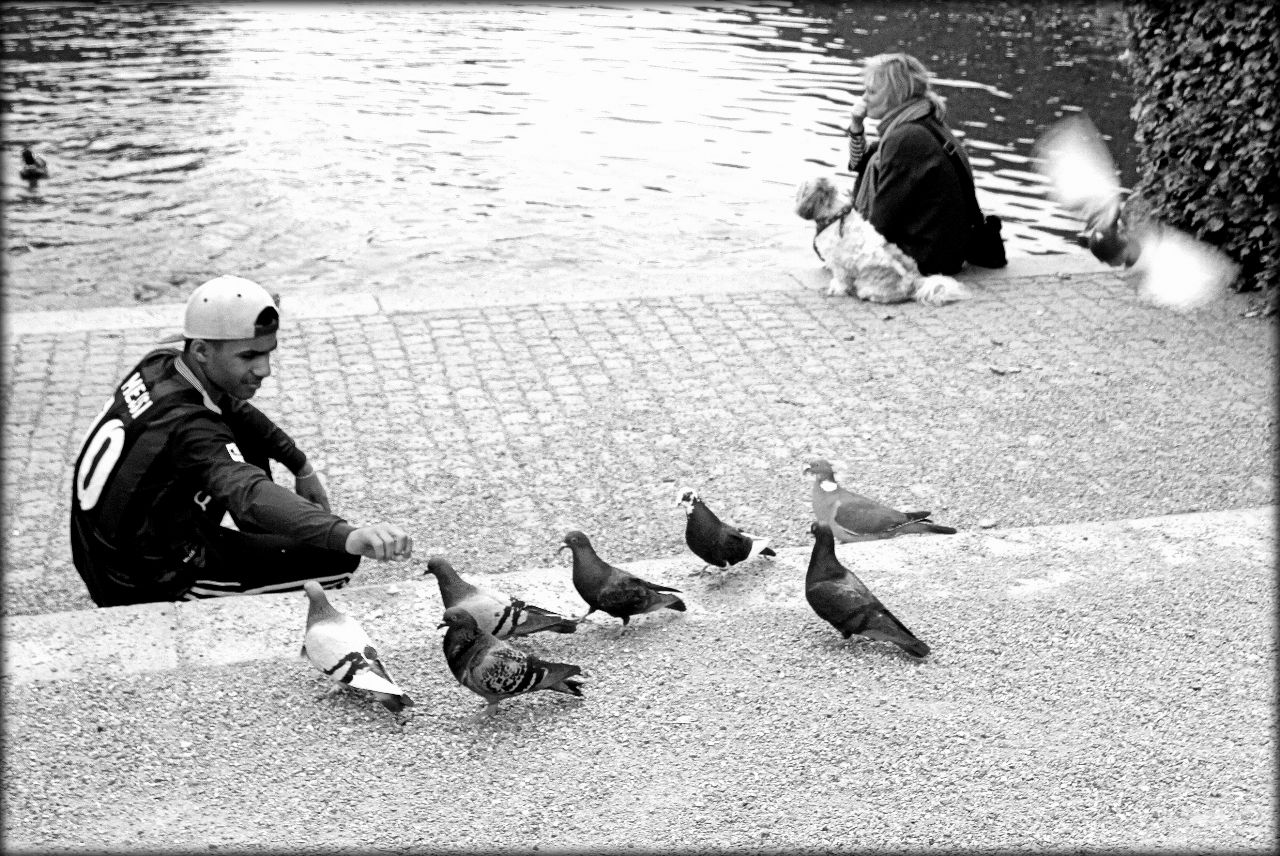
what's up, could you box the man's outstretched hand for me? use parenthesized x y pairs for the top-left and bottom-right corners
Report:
(346, 524), (413, 561)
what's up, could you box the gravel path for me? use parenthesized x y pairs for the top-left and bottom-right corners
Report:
(3, 511), (1273, 852)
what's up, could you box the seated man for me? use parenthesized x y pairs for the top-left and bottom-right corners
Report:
(70, 275), (413, 606)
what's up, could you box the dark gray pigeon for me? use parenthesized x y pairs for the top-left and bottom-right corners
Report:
(559, 530), (686, 627)
(439, 606), (584, 717)
(805, 522), (930, 658)
(423, 556), (578, 638)
(20, 147), (48, 189)
(679, 488), (775, 570)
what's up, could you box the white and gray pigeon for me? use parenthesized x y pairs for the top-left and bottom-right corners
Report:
(804, 458), (955, 543)
(423, 556), (579, 638)
(439, 605), (585, 718)
(678, 488), (775, 571)
(806, 522), (930, 658)
(1034, 112), (1237, 311)
(300, 580), (414, 715)
(559, 530), (686, 628)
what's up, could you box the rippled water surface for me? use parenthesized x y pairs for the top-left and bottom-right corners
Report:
(2, 2), (1134, 310)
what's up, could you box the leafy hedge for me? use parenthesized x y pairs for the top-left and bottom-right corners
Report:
(1121, 1), (1278, 304)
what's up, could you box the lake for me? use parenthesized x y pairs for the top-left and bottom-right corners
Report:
(1, 2), (1135, 311)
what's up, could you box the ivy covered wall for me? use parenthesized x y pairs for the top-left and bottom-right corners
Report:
(1121, 1), (1278, 304)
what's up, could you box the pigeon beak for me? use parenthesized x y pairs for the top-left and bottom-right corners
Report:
(557, 543), (569, 554)
(436, 621), (448, 629)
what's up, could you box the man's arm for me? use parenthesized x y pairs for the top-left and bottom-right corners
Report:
(226, 398), (329, 510)
(176, 411), (411, 560)
(175, 411), (353, 550)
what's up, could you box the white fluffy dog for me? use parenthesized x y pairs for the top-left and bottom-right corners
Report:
(794, 176), (971, 306)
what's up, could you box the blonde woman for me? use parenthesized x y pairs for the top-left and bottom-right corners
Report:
(846, 53), (979, 275)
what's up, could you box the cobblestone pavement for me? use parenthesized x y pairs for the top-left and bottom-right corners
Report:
(2, 260), (1275, 617)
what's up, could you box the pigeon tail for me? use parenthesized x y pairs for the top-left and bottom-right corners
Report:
(900, 638), (930, 658)
(539, 661), (586, 697)
(508, 606), (580, 636)
(893, 520), (956, 536)
(371, 690), (415, 713)
(557, 677), (586, 698)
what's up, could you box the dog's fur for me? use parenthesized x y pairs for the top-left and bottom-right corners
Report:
(794, 176), (971, 306)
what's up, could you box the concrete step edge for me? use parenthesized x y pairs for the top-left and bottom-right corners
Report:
(2, 505), (1271, 687)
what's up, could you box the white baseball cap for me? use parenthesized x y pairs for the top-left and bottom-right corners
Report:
(163, 275), (280, 342)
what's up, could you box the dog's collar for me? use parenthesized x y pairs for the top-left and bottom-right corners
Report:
(812, 202), (855, 261)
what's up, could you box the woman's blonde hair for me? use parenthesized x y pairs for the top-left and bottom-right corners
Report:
(864, 53), (948, 120)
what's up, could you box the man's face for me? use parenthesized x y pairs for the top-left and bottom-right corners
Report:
(194, 332), (277, 400)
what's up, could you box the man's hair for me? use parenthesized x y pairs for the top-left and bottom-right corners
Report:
(865, 52), (948, 121)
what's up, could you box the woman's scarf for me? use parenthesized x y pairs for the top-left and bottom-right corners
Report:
(853, 96), (938, 217)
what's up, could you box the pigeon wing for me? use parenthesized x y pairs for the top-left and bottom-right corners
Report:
(806, 578), (878, 632)
(807, 580), (928, 657)
(597, 575), (655, 617)
(1034, 113), (1121, 223)
(831, 492), (908, 536)
(304, 616), (411, 698)
(1129, 224), (1238, 311)
(456, 586), (521, 637)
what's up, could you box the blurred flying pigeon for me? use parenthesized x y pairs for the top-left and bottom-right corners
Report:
(559, 530), (686, 627)
(1034, 112), (1237, 311)
(423, 556), (579, 638)
(806, 522), (930, 658)
(300, 580), (414, 715)
(439, 605), (585, 717)
(804, 458), (955, 543)
(19, 147), (48, 189)
(678, 488), (776, 571)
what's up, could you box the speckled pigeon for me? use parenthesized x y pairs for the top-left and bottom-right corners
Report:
(804, 458), (955, 542)
(559, 530), (686, 627)
(300, 580), (414, 714)
(679, 488), (776, 570)
(439, 605), (585, 717)
(805, 522), (930, 658)
(423, 556), (579, 638)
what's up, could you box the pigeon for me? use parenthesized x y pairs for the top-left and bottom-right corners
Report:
(559, 530), (686, 627)
(806, 521), (930, 658)
(678, 488), (776, 570)
(423, 555), (579, 638)
(19, 147), (48, 189)
(1034, 112), (1238, 311)
(804, 458), (956, 543)
(300, 580), (414, 714)
(439, 605), (585, 717)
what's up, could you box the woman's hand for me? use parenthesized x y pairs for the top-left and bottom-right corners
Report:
(848, 98), (867, 135)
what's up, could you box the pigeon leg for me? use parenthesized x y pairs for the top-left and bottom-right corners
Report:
(315, 682), (345, 701)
